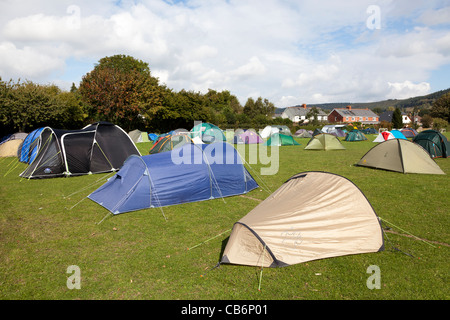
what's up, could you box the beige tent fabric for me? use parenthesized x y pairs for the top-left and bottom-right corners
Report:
(0, 139), (23, 157)
(304, 133), (346, 150)
(357, 139), (444, 175)
(222, 172), (384, 268)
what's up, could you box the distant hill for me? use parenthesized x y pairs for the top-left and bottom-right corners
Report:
(276, 88), (450, 114)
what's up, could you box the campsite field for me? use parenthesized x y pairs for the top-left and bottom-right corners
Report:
(0, 133), (449, 301)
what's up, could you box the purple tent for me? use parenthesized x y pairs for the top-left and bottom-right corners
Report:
(233, 130), (263, 144)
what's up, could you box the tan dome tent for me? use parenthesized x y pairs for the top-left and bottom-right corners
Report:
(221, 171), (384, 268)
(304, 133), (346, 151)
(356, 139), (445, 175)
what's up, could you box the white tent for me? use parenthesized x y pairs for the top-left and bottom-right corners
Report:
(260, 126), (279, 139)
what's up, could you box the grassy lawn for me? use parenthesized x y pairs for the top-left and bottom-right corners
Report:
(0, 133), (448, 300)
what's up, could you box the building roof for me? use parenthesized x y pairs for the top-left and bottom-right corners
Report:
(331, 107), (378, 118)
(282, 106), (328, 118)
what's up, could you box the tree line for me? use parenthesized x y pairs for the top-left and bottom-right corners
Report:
(0, 54), (291, 137)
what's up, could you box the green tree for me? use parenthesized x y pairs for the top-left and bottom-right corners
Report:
(79, 54), (163, 131)
(0, 79), (64, 132)
(431, 92), (450, 122)
(392, 107), (403, 129)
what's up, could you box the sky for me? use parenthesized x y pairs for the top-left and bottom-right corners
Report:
(0, 0), (449, 108)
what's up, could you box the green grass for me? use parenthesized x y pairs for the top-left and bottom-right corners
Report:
(0, 134), (449, 300)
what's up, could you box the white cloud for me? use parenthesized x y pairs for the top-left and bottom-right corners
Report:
(387, 81), (431, 99)
(0, 0), (449, 106)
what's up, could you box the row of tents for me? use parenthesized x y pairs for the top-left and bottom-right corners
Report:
(0, 121), (448, 276)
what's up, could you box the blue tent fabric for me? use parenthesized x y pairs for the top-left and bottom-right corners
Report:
(19, 127), (44, 163)
(390, 130), (407, 140)
(88, 142), (259, 214)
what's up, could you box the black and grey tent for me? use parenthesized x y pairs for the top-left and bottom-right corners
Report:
(220, 171), (384, 268)
(356, 138), (445, 175)
(20, 122), (140, 179)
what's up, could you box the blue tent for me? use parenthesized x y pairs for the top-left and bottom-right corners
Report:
(19, 127), (44, 163)
(390, 129), (407, 140)
(88, 142), (258, 214)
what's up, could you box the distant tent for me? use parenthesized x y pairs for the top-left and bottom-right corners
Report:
(356, 139), (445, 175)
(191, 122), (226, 143)
(328, 128), (346, 138)
(345, 130), (367, 141)
(294, 129), (312, 138)
(373, 130), (406, 142)
(264, 133), (300, 146)
(363, 128), (378, 134)
(390, 130), (407, 140)
(220, 171), (384, 268)
(129, 129), (150, 143)
(88, 142), (259, 214)
(275, 125), (292, 136)
(304, 133), (346, 151)
(149, 132), (196, 154)
(19, 128), (45, 163)
(0, 133), (26, 158)
(400, 128), (418, 138)
(312, 128), (323, 137)
(20, 122), (140, 179)
(373, 131), (392, 142)
(413, 129), (449, 158)
(233, 130), (263, 144)
(260, 126), (279, 139)
(148, 133), (159, 141)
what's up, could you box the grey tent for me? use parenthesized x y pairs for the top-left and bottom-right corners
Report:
(221, 171), (384, 268)
(129, 129), (150, 143)
(356, 138), (444, 175)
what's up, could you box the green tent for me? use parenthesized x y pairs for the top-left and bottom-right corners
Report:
(304, 133), (346, 151)
(264, 133), (300, 146)
(191, 122), (226, 143)
(345, 130), (367, 142)
(412, 130), (449, 158)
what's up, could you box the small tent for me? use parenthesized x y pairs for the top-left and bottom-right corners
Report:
(88, 142), (259, 214)
(390, 130), (407, 140)
(129, 129), (150, 143)
(328, 128), (346, 137)
(294, 129), (312, 138)
(148, 133), (159, 141)
(260, 126), (279, 139)
(233, 130), (263, 144)
(191, 122), (226, 143)
(356, 139), (444, 175)
(304, 133), (346, 151)
(220, 171), (384, 268)
(0, 133), (26, 158)
(149, 132), (197, 154)
(264, 133), (300, 146)
(363, 127), (378, 134)
(400, 128), (418, 138)
(413, 129), (449, 158)
(345, 130), (367, 141)
(20, 122), (140, 179)
(373, 131), (392, 142)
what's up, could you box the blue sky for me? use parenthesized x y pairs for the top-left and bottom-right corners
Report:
(0, 0), (449, 107)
